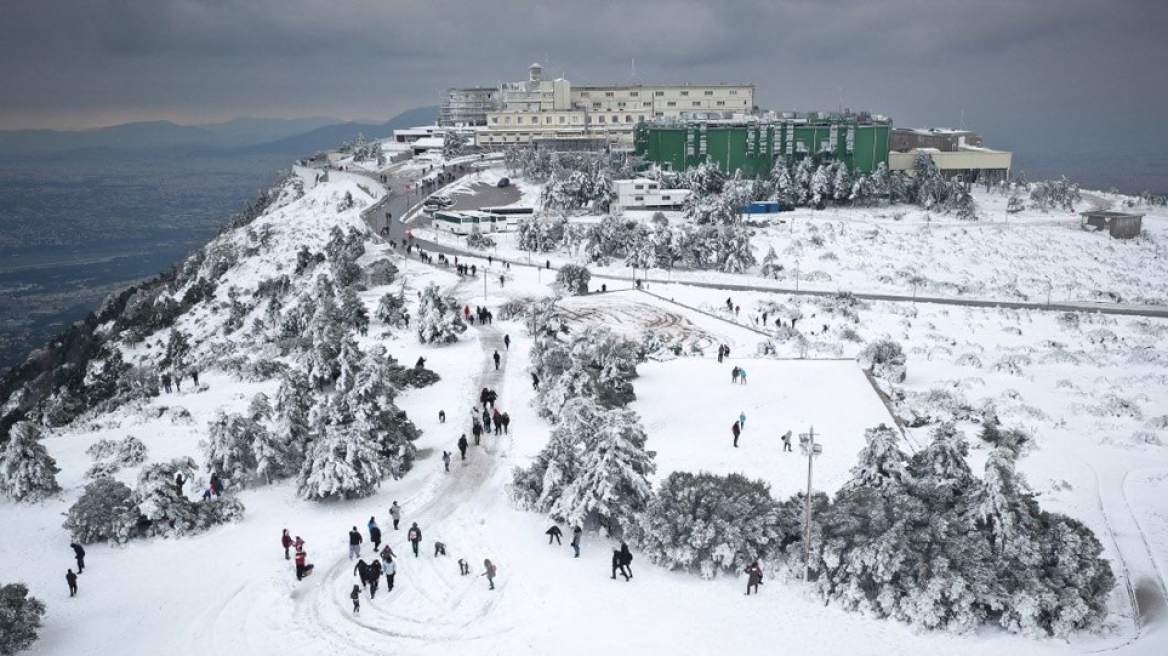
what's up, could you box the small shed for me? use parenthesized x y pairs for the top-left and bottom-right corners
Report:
(1081, 210), (1143, 239)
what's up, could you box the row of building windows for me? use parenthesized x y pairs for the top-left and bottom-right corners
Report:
(578, 88), (745, 99)
(490, 114), (646, 126)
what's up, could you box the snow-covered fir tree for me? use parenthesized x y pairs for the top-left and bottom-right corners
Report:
(338, 285), (370, 335)
(297, 417), (389, 501)
(760, 246), (783, 279)
(532, 326), (641, 420)
(832, 162), (851, 203)
(63, 477), (139, 545)
(550, 403), (655, 535)
(859, 338), (907, 383)
(416, 283), (466, 344)
(375, 292), (409, 329)
(135, 457), (245, 537)
(633, 471), (791, 578)
(0, 422), (61, 502)
(274, 371), (314, 464)
(0, 583), (46, 655)
(772, 158), (795, 208)
(203, 412), (259, 487)
(442, 130), (469, 159)
(841, 424), (910, 493)
(510, 397), (597, 512)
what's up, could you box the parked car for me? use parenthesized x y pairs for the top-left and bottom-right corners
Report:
(497, 177), (510, 188)
(424, 195), (454, 209)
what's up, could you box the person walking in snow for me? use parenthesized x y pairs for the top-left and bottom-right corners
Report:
(717, 344), (725, 363)
(439, 409), (446, 423)
(739, 411), (746, 430)
(191, 369), (200, 387)
(434, 541), (447, 557)
(745, 561), (763, 595)
(483, 559), (497, 590)
(368, 517), (382, 550)
(546, 525), (563, 545)
(174, 371), (183, 392)
(281, 529), (293, 560)
(354, 559), (372, 589)
(732, 421), (742, 448)
(531, 373), (540, 390)
(458, 434), (469, 460)
(71, 543), (85, 573)
(472, 419), (483, 445)
(390, 501), (402, 530)
(349, 526), (363, 559)
(732, 366), (740, 384)
(383, 554), (397, 592)
(174, 471), (186, 497)
(493, 409), (503, 435)
(481, 407), (491, 428)
(66, 569), (78, 597)
(161, 373), (172, 393)
(782, 430), (793, 452)
(408, 523), (422, 557)
(501, 412), (511, 434)
(620, 542), (634, 579)
(368, 559), (382, 599)
(738, 367), (748, 385)
(486, 389), (497, 409)
(209, 472), (222, 497)
(350, 585), (361, 614)
(442, 450), (451, 472)
(459, 558), (470, 576)
(493, 350), (501, 370)
(571, 527), (582, 558)
(611, 548), (630, 581)
(504, 334), (511, 350)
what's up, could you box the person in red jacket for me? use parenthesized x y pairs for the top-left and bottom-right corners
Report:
(281, 529), (293, 560)
(295, 548), (314, 580)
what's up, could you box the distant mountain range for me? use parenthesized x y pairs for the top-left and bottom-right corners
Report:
(0, 106), (439, 157)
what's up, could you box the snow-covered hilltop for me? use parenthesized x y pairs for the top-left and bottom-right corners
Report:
(1, 138), (1166, 656)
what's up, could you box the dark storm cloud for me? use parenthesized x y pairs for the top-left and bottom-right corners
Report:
(0, 0), (1165, 158)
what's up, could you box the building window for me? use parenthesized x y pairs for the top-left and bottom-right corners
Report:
(704, 90), (714, 96)
(598, 116), (605, 123)
(654, 91), (664, 96)
(634, 195), (644, 201)
(546, 116), (552, 124)
(580, 92), (590, 98)
(667, 101), (676, 107)
(630, 91), (639, 97)
(625, 115), (632, 123)
(643, 101), (651, 107)
(681, 90), (689, 96)
(559, 116), (565, 124)
(635, 184), (644, 190)
(505, 116), (511, 124)
(605, 91), (614, 97)
(693, 101), (701, 106)
(730, 90), (738, 96)
(662, 195), (671, 201)
(717, 101), (725, 106)
(617, 101), (625, 107)
(492, 117), (498, 124)
(592, 102), (601, 109)
(639, 115), (646, 122)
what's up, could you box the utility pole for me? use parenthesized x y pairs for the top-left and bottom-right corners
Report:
(799, 426), (823, 583)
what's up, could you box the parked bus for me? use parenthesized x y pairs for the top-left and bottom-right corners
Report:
(432, 210), (518, 235)
(479, 206), (535, 217)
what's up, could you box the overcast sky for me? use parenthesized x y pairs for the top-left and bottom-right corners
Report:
(1, 0), (1165, 155)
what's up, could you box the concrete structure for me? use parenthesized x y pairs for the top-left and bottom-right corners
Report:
(635, 115), (891, 175)
(447, 64), (754, 149)
(1081, 210), (1144, 239)
(614, 178), (691, 211)
(889, 127), (1012, 186)
(393, 126), (441, 143)
(890, 128), (982, 152)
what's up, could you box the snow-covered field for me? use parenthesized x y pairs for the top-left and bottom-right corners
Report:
(3, 159), (1167, 656)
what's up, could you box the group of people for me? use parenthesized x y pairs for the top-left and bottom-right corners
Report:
(464, 304), (493, 326)
(160, 368), (200, 394)
(732, 411), (747, 447)
(64, 542), (85, 597)
(282, 530), (315, 580)
(731, 365), (748, 385)
(716, 344), (732, 362)
(544, 525), (583, 558)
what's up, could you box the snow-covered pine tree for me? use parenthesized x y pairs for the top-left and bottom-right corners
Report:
(416, 283), (466, 344)
(274, 371), (314, 463)
(772, 158), (795, 208)
(347, 346), (420, 477)
(793, 157), (816, 206)
(868, 163), (890, 203)
(135, 457), (244, 537)
(116, 435), (148, 466)
(913, 152), (950, 209)
(338, 285), (370, 335)
(0, 583), (47, 655)
(0, 422), (61, 502)
(203, 412), (258, 488)
(832, 162), (851, 204)
(841, 424), (910, 494)
(908, 423), (975, 506)
(297, 419), (388, 500)
(63, 477), (139, 544)
(632, 471), (785, 578)
(162, 329), (191, 372)
(375, 292), (409, 329)
(859, 338), (907, 383)
(510, 397), (595, 511)
(810, 164), (833, 209)
(760, 246), (783, 279)
(442, 130), (469, 159)
(553, 264), (591, 295)
(550, 403), (655, 535)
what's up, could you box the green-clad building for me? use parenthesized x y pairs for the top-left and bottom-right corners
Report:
(634, 117), (891, 175)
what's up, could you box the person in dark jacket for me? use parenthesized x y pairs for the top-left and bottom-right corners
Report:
(486, 389), (497, 409)
(350, 585), (361, 613)
(493, 409), (503, 435)
(745, 561), (764, 595)
(501, 412), (511, 434)
(620, 542), (634, 578)
(408, 523), (422, 557)
(349, 527), (363, 559)
(281, 529), (293, 560)
(368, 559), (383, 598)
(71, 543), (86, 573)
(571, 527), (582, 557)
(66, 569), (78, 597)
(504, 334), (511, 350)
(611, 549), (630, 581)
(368, 518), (382, 550)
(174, 472), (186, 497)
(472, 420), (483, 445)
(531, 373), (539, 389)
(493, 350), (501, 370)
(353, 559), (371, 588)
(483, 559), (497, 590)
(458, 434), (469, 460)
(732, 421), (742, 448)
(209, 472), (222, 497)
(439, 409), (446, 423)
(546, 525), (563, 545)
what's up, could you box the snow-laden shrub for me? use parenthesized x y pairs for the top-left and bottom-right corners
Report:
(0, 583), (47, 655)
(553, 264), (591, 296)
(63, 477), (139, 545)
(365, 258), (398, 288)
(117, 436), (148, 466)
(465, 231), (496, 251)
(85, 461), (122, 480)
(375, 292), (409, 329)
(1092, 393), (1144, 420)
(86, 439), (119, 460)
(416, 283), (466, 344)
(902, 388), (974, 427)
(0, 423), (61, 502)
(631, 471), (793, 579)
(991, 354), (1032, 376)
(859, 339), (907, 383)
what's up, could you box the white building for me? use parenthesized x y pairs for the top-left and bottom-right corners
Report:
(459, 64), (754, 149)
(614, 178), (690, 211)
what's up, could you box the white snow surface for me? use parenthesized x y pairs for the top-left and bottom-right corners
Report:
(3, 164), (1167, 656)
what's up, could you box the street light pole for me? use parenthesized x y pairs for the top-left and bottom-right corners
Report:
(799, 426), (823, 583)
